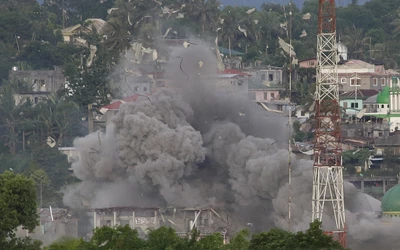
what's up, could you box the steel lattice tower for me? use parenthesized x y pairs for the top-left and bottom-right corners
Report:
(312, 0), (346, 247)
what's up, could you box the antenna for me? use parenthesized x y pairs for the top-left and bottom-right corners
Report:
(288, 0), (293, 233)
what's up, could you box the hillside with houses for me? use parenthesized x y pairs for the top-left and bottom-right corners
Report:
(3, 0), (400, 248)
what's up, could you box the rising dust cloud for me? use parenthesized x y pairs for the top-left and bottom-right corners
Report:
(63, 41), (400, 249)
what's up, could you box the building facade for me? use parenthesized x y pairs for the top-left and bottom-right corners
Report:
(9, 67), (66, 105)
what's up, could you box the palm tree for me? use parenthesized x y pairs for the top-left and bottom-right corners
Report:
(103, 19), (132, 54)
(186, 0), (220, 37)
(220, 6), (241, 57)
(259, 10), (284, 55)
(342, 25), (366, 59)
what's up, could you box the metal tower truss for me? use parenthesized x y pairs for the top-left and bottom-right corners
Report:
(312, 0), (346, 247)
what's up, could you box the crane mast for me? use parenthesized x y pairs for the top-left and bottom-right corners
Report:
(312, 0), (346, 247)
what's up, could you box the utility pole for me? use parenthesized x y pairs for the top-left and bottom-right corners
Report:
(288, 0), (293, 233)
(88, 103), (93, 133)
(313, 0), (346, 247)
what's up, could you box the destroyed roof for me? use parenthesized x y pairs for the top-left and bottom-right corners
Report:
(100, 94), (141, 111)
(220, 69), (250, 76)
(62, 18), (106, 35)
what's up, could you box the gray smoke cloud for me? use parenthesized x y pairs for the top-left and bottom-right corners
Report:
(63, 41), (400, 249)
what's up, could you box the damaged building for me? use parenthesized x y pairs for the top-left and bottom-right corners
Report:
(15, 208), (78, 246)
(89, 206), (233, 239)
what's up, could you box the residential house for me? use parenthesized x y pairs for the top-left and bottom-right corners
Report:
(245, 66), (284, 86)
(123, 75), (153, 96)
(93, 94), (144, 131)
(213, 73), (248, 93)
(62, 18), (106, 43)
(340, 89), (379, 117)
(299, 58), (317, 69)
(248, 81), (282, 102)
(337, 60), (397, 92)
(9, 67), (66, 105)
(218, 47), (245, 69)
(374, 134), (400, 156)
(299, 58), (399, 92)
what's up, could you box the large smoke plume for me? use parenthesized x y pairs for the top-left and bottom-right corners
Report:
(64, 41), (400, 249)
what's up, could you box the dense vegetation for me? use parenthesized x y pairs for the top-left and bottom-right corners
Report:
(42, 221), (346, 250)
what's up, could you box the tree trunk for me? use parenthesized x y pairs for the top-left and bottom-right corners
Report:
(229, 37), (231, 58)
(40, 182), (43, 208)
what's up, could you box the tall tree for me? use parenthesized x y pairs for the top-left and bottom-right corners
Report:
(0, 171), (41, 249)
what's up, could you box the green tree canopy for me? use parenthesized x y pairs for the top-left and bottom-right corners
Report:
(0, 171), (41, 249)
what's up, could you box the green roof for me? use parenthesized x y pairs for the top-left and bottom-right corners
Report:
(376, 86), (390, 104)
(382, 184), (400, 213)
(218, 47), (245, 56)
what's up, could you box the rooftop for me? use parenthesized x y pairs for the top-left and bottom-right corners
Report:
(100, 94), (143, 111)
(382, 183), (400, 215)
(248, 80), (284, 90)
(377, 86), (390, 104)
(340, 89), (379, 100)
(218, 47), (245, 56)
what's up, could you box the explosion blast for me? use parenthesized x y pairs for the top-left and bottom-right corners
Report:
(63, 42), (400, 250)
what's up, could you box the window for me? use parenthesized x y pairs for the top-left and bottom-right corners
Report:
(34, 97), (38, 104)
(363, 105), (367, 108)
(143, 87), (148, 92)
(350, 78), (361, 86)
(270, 93), (275, 99)
(382, 78), (386, 86)
(134, 86), (139, 91)
(351, 102), (359, 108)
(308, 61), (315, 66)
(301, 111), (306, 116)
(268, 73), (274, 81)
(341, 78), (346, 84)
(381, 104), (385, 108)
(264, 92), (268, 100)
(373, 78), (378, 86)
(343, 102), (348, 108)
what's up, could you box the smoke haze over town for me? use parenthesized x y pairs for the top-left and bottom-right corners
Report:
(63, 42), (400, 250)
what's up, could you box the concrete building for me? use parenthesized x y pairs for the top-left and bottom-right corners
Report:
(347, 176), (397, 198)
(90, 206), (233, 238)
(62, 18), (106, 43)
(299, 58), (399, 92)
(298, 58), (317, 69)
(123, 75), (153, 96)
(93, 94), (145, 131)
(340, 89), (379, 117)
(9, 67), (66, 105)
(361, 77), (400, 132)
(248, 81), (282, 102)
(58, 147), (80, 163)
(213, 74), (249, 94)
(245, 67), (284, 86)
(16, 208), (78, 246)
